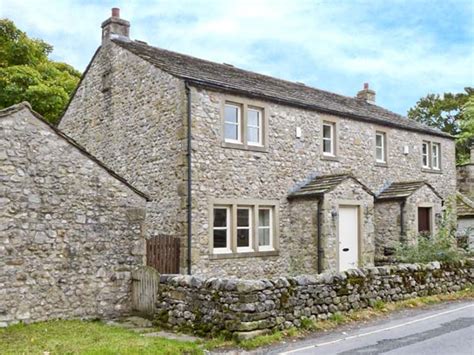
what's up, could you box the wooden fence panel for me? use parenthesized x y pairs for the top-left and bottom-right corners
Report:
(146, 235), (180, 274)
(131, 266), (160, 315)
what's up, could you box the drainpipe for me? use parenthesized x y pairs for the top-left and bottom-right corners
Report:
(317, 199), (323, 273)
(400, 200), (406, 240)
(185, 82), (192, 275)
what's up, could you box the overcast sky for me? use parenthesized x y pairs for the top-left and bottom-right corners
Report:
(1, 0), (473, 115)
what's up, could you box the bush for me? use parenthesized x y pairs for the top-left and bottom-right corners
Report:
(395, 198), (468, 263)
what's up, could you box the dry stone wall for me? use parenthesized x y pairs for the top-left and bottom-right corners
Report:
(0, 105), (147, 327)
(156, 261), (473, 339)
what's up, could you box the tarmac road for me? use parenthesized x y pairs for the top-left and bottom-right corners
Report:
(267, 300), (474, 355)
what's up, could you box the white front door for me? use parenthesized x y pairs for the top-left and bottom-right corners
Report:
(338, 205), (359, 271)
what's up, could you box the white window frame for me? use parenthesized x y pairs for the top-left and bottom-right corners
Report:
(258, 207), (273, 251)
(422, 141), (430, 168)
(224, 103), (242, 144)
(236, 207), (253, 253)
(247, 107), (263, 146)
(322, 122), (335, 156)
(212, 207), (231, 254)
(432, 143), (440, 170)
(375, 132), (386, 163)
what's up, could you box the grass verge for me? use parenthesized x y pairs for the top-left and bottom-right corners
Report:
(0, 320), (202, 355)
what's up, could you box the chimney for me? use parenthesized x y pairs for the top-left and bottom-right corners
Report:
(101, 8), (130, 43)
(356, 83), (376, 104)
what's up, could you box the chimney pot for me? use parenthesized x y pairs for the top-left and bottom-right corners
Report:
(101, 8), (130, 43)
(112, 8), (120, 18)
(356, 83), (376, 104)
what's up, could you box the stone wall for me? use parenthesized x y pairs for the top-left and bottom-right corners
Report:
(457, 163), (474, 199)
(59, 42), (188, 261)
(0, 104), (147, 327)
(156, 261), (473, 339)
(374, 200), (401, 261)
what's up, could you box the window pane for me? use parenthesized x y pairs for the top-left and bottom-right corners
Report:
(259, 228), (270, 246)
(237, 229), (250, 247)
(224, 122), (238, 141)
(376, 147), (383, 161)
(213, 229), (227, 248)
(422, 143), (428, 154)
(248, 127), (259, 144)
(259, 209), (270, 227)
(213, 208), (227, 227)
(323, 124), (332, 138)
(323, 139), (332, 153)
(237, 209), (249, 227)
(248, 109), (260, 126)
(376, 134), (382, 148)
(225, 105), (239, 123)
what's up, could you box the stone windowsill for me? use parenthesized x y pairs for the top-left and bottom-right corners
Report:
(209, 250), (279, 260)
(375, 162), (388, 168)
(321, 154), (340, 162)
(421, 168), (443, 174)
(221, 141), (268, 153)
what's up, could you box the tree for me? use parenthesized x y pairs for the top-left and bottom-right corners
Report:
(408, 87), (474, 164)
(0, 19), (81, 124)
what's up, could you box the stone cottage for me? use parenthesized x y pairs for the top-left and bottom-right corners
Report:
(0, 102), (148, 326)
(59, 9), (456, 278)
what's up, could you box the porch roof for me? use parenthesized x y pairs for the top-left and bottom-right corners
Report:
(376, 181), (442, 201)
(457, 193), (474, 218)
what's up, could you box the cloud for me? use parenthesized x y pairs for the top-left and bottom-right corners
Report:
(1, 0), (473, 114)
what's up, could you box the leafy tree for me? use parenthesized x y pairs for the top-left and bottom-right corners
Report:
(0, 19), (81, 124)
(408, 87), (474, 164)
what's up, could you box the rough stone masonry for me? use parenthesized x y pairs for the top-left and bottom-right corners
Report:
(0, 103), (148, 327)
(156, 261), (473, 339)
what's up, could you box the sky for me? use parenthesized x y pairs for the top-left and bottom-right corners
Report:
(1, 0), (473, 115)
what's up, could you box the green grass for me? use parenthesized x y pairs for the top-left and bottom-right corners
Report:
(0, 320), (202, 355)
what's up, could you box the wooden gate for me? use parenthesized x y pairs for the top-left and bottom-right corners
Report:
(131, 266), (160, 315)
(146, 235), (180, 274)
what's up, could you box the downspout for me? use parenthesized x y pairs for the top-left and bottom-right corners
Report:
(317, 198), (323, 273)
(185, 82), (192, 275)
(400, 200), (406, 240)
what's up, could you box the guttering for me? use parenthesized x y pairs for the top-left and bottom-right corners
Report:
(400, 200), (406, 239)
(185, 82), (192, 275)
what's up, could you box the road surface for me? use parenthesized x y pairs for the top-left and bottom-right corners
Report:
(267, 300), (474, 355)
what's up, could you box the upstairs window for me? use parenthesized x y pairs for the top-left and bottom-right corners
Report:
(422, 141), (441, 171)
(432, 143), (440, 170)
(247, 107), (263, 146)
(322, 122), (335, 156)
(375, 131), (386, 163)
(224, 103), (241, 143)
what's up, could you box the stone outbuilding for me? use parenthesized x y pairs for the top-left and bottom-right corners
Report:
(374, 181), (443, 263)
(0, 102), (149, 327)
(288, 174), (375, 272)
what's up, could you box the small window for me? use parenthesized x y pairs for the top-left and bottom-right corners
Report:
(432, 143), (440, 170)
(322, 122), (335, 156)
(422, 142), (430, 168)
(247, 107), (263, 146)
(258, 208), (273, 251)
(224, 103), (241, 143)
(375, 132), (386, 163)
(213, 207), (230, 253)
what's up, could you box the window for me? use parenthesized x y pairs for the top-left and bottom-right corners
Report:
(213, 207), (230, 253)
(322, 122), (335, 156)
(247, 107), (263, 146)
(237, 208), (252, 252)
(432, 143), (440, 170)
(418, 207), (432, 235)
(421, 141), (441, 171)
(422, 142), (429, 168)
(224, 103), (241, 143)
(375, 132), (386, 163)
(223, 100), (266, 149)
(258, 208), (272, 250)
(211, 202), (277, 255)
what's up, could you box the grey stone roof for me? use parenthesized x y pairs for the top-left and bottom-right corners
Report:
(376, 181), (442, 201)
(288, 174), (374, 199)
(0, 102), (150, 201)
(457, 193), (474, 218)
(113, 38), (452, 139)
